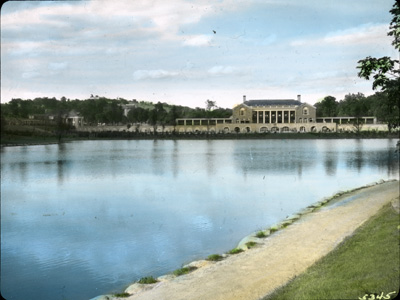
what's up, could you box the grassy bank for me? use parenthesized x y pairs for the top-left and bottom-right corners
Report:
(264, 201), (400, 300)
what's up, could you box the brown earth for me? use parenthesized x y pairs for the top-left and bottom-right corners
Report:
(99, 180), (399, 300)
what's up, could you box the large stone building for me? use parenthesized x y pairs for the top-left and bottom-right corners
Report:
(174, 95), (381, 134)
(233, 95), (316, 124)
(176, 95), (337, 133)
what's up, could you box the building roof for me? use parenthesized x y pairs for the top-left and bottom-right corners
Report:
(244, 99), (302, 107)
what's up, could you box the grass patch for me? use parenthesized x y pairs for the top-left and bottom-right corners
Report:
(246, 241), (257, 248)
(137, 276), (158, 284)
(207, 254), (224, 261)
(256, 231), (267, 238)
(264, 202), (400, 300)
(228, 248), (244, 255)
(113, 292), (130, 297)
(269, 227), (278, 234)
(173, 266), (197, 276)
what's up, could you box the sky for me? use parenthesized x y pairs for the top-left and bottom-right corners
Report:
(1, 0), (398, 108)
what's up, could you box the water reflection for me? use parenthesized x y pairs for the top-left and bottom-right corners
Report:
(1, 139), (398, 300)
(171, 140), (179, 178)
(205, 140), (215, 176)
(323, 141), (338, 176)
(233, 140), (316, 179)
(345, 139), (364, 173)
(57, 143), (67, 185)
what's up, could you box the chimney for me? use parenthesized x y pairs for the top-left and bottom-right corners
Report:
(243, 95), (246, 103)
(297, 95), (301, 102)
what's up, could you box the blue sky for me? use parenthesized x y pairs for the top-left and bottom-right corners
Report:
(1, 0), (397, 108)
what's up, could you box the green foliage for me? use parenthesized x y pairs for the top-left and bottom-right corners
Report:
(265, 203), (399, 300)
(1, 96), (232, 127)
(256, 231), (267, 238)
(356, 1), (399, 132)
(245, 241), (257, 248)
(113, 292), (130, 297)
(207, 254), (224, 261)
(388, 0), (400, 50)
(228, 248), (244, 255)
(137, 276), (158, 284)
(357, 56), (399, 90)
(173, 266), (197, 276)
(315, 96), (338, 117)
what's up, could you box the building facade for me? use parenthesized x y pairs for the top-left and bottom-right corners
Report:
(175, 95), (336, 133)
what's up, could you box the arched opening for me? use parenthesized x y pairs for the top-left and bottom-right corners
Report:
(234, 127), (240, 133)
(300, 126), (306, 133)
(260, 127), (268, 133)
(271, 127), (279, 133)
(224, 127), (230, 133)
(311, 126), (317, 132)
(281, 126), (290, 133)
(322, 126), (330, 132)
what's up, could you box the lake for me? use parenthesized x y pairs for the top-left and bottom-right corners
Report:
(1, 139), (398, 300)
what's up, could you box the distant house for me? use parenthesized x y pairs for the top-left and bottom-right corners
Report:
(28, 110), (84, 127)
(64, 110), (84, 127)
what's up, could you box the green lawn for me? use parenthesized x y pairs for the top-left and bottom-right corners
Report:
(264, 201), (400, 300)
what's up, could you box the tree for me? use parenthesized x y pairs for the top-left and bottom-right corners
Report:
(357, 0), (399, 131)
(337, 93), (367, 117)
(205, 99), (216, 111)
(315, 96), (338, 117)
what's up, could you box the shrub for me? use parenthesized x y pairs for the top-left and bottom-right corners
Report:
(207, 254), (223, 261)
(113, 292), (130, 297)
(173, 266), (197, 276)
(228, 248), (244, 255)
(246, 241), (257, 248)
(256, 231), (267, 238)
(138, 276), (158, 284)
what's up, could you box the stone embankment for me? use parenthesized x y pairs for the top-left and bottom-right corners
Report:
(92, 180), (399, 300)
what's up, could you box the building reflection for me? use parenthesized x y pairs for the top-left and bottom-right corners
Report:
(205, 140), (216, 176)
(233, 143), (316, 179)
(171, 140), (179, 178)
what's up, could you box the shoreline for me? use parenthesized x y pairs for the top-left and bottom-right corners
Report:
(1, 132), (399, 148)
(92, 179), (399, 300)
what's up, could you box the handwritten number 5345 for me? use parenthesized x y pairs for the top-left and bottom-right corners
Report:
(359, 291), (397, 300)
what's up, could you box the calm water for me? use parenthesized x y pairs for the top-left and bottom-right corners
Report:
(1, 139), (398, 300)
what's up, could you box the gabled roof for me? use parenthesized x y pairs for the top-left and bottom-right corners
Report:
(244, 99), (302, 107)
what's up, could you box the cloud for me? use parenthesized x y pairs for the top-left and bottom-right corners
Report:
(21, 71), (40, 79)
(132, 69), (179, 80)
(48, 62), (68, 71)
(290, 23), (390, 47)
(207, 65), (244, 76)
(323, 23), (389, 45)
(183, 35), (213, 47)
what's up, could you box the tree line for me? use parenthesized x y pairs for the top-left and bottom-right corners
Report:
(314, 91), (399, 130)
(0, 96), (232, 126)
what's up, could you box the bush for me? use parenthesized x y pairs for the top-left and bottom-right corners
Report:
(256, 231), (267, 238)
(113, 292), (130, 297)
(173, 266), (197, 276)
(207, 254), (223, 261)
(228, 248), (244, 255)
(246, 241), (257, 248)
(138, 276), (158, 284)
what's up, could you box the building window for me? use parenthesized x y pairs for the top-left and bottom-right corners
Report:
(303, 108), (308, 115)
(240, 109), (245, 116)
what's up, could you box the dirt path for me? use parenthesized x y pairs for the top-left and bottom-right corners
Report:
(107, 181), (399, 300)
